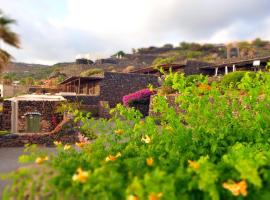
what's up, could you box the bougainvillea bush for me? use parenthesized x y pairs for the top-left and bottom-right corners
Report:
(122, 88), (156, 106)
(3, 71), (270, 200)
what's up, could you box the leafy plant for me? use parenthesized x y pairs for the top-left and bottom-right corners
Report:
(3, 71), (270, 200)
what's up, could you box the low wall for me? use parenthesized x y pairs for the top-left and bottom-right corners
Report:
(0, 132), (80, 147)
(63, 95), (100, 105)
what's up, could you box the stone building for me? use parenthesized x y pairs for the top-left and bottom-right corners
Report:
(3, 95), (65, 133)
(59, 72), (160, 113)
(0, 84), (30, 98)
(131, 55), (270, 76)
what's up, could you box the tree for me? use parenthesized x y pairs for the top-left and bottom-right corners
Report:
(0, 10), (20, 70)
(252, 38), (268, 48)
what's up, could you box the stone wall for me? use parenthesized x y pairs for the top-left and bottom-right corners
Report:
(63, 95), (100, 105)
(2, 100), (63, 133)
(0, 132), (80, 147)
(2, 85), (30, 98)
(0, 113), (3, 130)
(2, 100), (12, 130)
(184, 60), (214, 75)
(17, 101), (63, 133)
(100, 72), (160, 107)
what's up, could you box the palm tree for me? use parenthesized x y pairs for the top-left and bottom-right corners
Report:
(0, 10), (20, 70)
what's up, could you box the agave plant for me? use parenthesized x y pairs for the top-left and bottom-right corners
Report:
(0, 10), (20, 70)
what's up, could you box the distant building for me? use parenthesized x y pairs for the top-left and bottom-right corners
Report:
(59, 72), (159, 118)
(130, 55), (270, 76)
(75, 58), (94, 65)
(2, 95), (66, 133)
(0, 83), (29, 98)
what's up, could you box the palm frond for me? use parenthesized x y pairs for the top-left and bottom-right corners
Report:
(0, 27), (20, 48)
(0, 48), (12, 70)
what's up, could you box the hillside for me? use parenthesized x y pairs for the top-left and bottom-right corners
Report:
(3, 38), (270, 82)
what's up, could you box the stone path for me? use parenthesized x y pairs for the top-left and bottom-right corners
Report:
(0, 147), (56, 198)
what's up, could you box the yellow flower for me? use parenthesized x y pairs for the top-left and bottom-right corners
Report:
(146, 157), (154, 166)
(165, 126), (173, 132)
(54, 141), (62, 146)
(114, 129), (124, 135)
(188, 160), (200, 170)
(141, 135), (151, 144)
(198, 83), (212, 91)
(75, 142), (87, 148)
(223, 180), (247, 196)
(35, 156), (49, 164)
(72, 168), (89, 183)
(64, 144), (71, 151)
(139, 120), (145, 125)
(148, 192), (163, 200)
(128, 195), (139, 200)
(105, 152), (122, 162)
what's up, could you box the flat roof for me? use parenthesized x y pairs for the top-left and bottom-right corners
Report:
(200, 55), (270, 69)
(7, 94), (66, 102)
(59, 76), (104, 85)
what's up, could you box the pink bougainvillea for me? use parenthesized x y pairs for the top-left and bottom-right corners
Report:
(122, 88), (156, 106)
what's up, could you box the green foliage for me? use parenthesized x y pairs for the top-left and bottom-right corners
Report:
(4, 71), (270, 199)
(152, 56), (176, 67)
(20, 76), (34, 86)
(0, 130), (9, 136)
(221, 71), (257, 88)
(80, 68), (103, 77)
(252, 38), (268, 47)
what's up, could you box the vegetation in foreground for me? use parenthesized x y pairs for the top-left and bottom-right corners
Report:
(2, 71), (270, 200)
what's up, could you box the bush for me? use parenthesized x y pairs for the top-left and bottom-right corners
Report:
(122, 89), (156, 106)
(3, 72), (270, 200)
(221, 71), (257, 88)
(80, 68), (103, 77)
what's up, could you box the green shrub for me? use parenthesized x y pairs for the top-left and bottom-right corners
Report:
(221, 71), (257, 88)
(3, 72), (270, 200)
(80, 68), (103, 77)
(0, 130), (10, 136)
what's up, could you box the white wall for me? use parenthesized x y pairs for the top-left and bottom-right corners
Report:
(0, 84), (4, 98)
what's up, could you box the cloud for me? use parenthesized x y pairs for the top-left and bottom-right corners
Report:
(1, 0), (270, 64)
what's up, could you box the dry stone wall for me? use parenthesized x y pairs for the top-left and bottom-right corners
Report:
(17, 101), (63, 133)
(2, 101), (12, 130)
(100, 72), (160, 108)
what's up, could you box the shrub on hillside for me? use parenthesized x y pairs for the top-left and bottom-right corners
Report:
(80, 68), (103, 77)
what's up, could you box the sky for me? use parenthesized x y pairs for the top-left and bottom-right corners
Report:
(1, 0), (270, 65)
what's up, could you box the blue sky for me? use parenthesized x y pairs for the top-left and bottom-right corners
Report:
(1, 0), (270, 65)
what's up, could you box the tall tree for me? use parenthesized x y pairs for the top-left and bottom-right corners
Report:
(0, 10), (20, 70)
